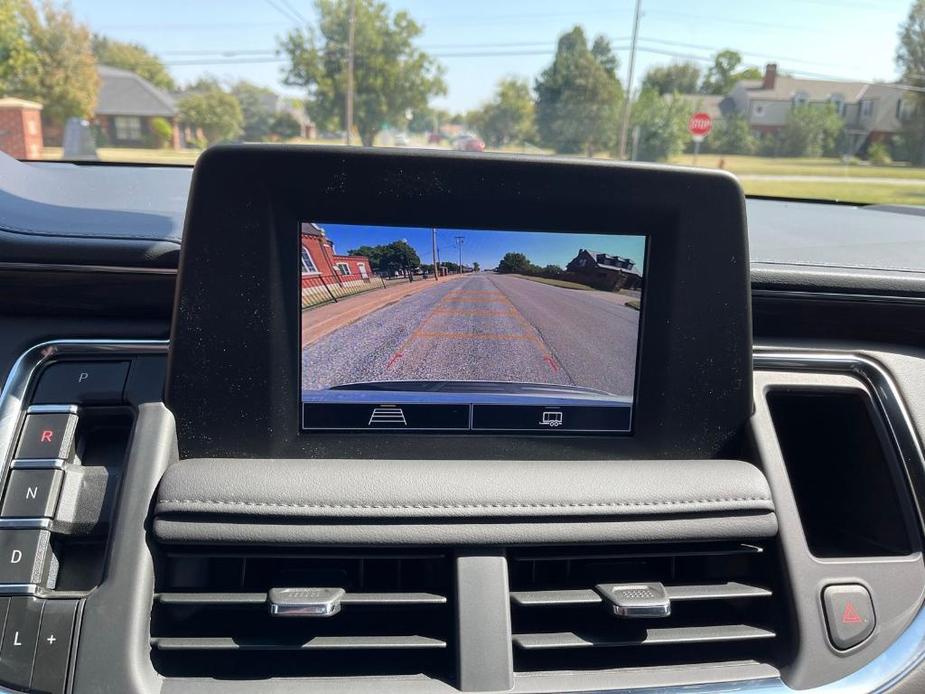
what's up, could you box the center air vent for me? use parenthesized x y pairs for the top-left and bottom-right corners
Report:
(150, 547), (456, 682)
(508, 542), (788, 673)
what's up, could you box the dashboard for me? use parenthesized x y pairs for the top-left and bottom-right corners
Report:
(0, 148), (925, 693)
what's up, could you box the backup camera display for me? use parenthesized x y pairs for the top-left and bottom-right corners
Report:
(299, 222), (645, 432)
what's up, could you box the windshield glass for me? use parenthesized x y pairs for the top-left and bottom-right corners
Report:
(2, 0), (923, 205)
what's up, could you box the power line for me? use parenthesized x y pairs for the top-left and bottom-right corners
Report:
(278, 0), (308, 24)
(264, 0), (302, 26)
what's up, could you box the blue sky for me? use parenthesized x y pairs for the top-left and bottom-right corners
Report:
(72, 0), (912, 113)
(318, 223), (647, 272)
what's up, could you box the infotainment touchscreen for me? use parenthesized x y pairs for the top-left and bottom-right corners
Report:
(300, 222), (645, 433)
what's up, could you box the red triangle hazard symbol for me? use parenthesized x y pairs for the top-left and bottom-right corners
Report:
(842, 602), (863, 624)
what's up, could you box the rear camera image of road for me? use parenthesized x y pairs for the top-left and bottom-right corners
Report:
(300, 223), (645, 433)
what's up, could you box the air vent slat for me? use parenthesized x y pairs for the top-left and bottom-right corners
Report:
(151, 547), (455, 681)
(511, 589), (602, 606)
(513, 624), (776, 650)
(155, 591), (447, 606)
(510, 582), (772, 607)
(508, 542), (785, 673)
(152, 635), (447, 651)
(666, 582), (772, 601)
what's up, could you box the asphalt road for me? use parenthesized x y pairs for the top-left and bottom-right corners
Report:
(301, 274), (640, 397)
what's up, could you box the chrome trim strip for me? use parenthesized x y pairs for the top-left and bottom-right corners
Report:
(0, 260), (177, 276)
(10, 459), (66, 470)
(0, 518), (52, 530)
(0, 584), (38, 596)
(26, 404), (78, 415)
(752, 289), (925, 306)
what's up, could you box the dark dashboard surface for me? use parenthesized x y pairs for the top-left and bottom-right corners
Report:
(2, 153), (924, 289)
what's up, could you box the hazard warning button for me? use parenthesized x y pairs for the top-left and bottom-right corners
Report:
(823, 584), (875, 650)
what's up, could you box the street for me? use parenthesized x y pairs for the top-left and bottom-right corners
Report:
(301, 274), (640, 397)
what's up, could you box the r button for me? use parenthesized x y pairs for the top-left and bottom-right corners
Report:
(14, 413), (77, 461)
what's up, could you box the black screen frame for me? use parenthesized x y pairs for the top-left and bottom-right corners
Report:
(168, 146), (751, 460)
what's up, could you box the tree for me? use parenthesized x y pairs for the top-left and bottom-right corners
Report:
(897, 0), (925, 164)
(13, 1), (98, 129)
(709, 113), (757, 155)
(629, 88), (690, 161)
(280, 0), (446, 146)
(778, 103), (844, 157)
(642, 62), (701, 95)
(92, 35), (174, 91)
(0, 0), (38, 97)
(534, 26), (623, 156)
(178, 87), (243, 145)
(231, 81), (276, 141)
(700, 50), (761, 95)
(468, 77), (535, 147)
(271, 111), (302, 139)
(348, 241), (420, 273)
(472, 261), (480, 272)
(497, 252), (533, 274)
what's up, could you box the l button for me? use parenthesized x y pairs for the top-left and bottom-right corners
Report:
(0, 597), (43, 690)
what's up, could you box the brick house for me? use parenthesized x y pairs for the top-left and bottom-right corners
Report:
(300, 224), (373, 303)
(566, 249), (642, 291)
(94, 65), (180, 149)
(727, 64), (918, 155)
(0, 98), (43, 159)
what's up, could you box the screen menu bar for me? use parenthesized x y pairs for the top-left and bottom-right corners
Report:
(301, 402), (631, 433)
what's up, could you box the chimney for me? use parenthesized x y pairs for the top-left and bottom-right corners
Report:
(762, 63), (778, 90)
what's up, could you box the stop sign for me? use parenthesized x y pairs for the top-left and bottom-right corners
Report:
(688, 112), (712, 138)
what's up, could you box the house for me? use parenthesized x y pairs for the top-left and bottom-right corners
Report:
(566, 249), (642, 291)
(258, 93), (316, 139)
(300, 224), (373, 306)
(94, 65), (180, 149)
(728, 64), (917, 154)
(672, 93), (726, 125)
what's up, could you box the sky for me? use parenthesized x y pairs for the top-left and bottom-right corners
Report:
(71, 0), (913, 113)
(317, 223), (647, 272)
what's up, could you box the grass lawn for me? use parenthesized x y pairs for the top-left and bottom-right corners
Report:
(514, 274), (592, 290)
(668, 154), (925, 180)
(740, 180), (925, 205)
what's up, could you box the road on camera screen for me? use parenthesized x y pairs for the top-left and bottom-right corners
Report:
(300, 273), (640, 397)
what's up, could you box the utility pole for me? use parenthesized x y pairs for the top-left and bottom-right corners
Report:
(432, 228), (439, 281)
(617, 0), (642, 160)
(454, 236), (465, 274)
(345, 0), (356, 145)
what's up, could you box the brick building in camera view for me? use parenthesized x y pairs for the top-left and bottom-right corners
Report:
(300, 223), (373, 304)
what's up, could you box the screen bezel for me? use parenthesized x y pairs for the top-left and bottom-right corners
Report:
(168, 146), (751, 460)
(298, 222), (647, 435)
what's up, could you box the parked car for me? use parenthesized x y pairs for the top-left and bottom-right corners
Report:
(454, 135), (485, 152)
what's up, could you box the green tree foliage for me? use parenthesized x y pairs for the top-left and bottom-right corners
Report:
(348, 241), (420, 273)
(778, 103), (844, 157)
(468, 77), (535, 147)
(149, 116), (173, 148)
(8, 1), (98, 129)
(280, 0), (446, 146)
(629, 88), (690, 162)
(92, 35), (174, 91)
(0, 0), (38, 97)
(896, 0), (925, 164)
(642, 62), (701, 95)
(231, 81), (276, 141)
(709, 113), (757, 154)
(534, 27), (623, 155)
(497, 252), (533, 274)
(178, 87), (243, 145)
(271, 111), (302, 139)
(700, 50), (762, 95)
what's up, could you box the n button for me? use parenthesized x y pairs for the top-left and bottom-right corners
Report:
(1, 470), (63, 518)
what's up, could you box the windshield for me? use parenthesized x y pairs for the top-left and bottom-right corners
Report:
(2, 0), (923, 205)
